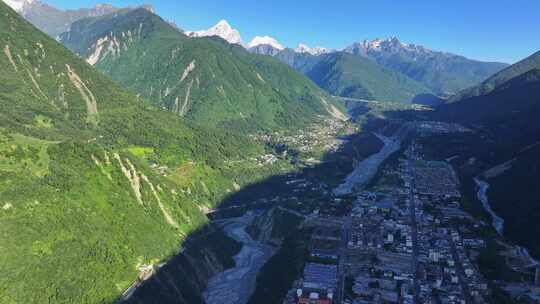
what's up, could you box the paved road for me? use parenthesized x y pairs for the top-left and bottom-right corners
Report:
(411, 200), (420, 303)
(405, 160), (421, 303)
(449, 236), (473, 304)
(336, 216), (352, 304)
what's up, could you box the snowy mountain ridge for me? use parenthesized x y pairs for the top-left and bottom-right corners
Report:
(3, 0), (34, 12)
(248, 35), (284, 50)
(185, 19), (243, 45)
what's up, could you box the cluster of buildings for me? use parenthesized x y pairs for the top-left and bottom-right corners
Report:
(402, 144), (491, 303)
(264, 114), (540, 304)
(337, 148), (491, 303)
(253, 116), (355, 155)
(285, 137), (500, 304)
(342, 188), (416, 303)
(296, 263), (338, 304)
(292, 226), (343, 304)
(413, 210), (490, 303)
(409, 160), (461, 198)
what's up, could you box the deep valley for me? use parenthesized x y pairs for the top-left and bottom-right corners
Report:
(1, 1), (540, 304)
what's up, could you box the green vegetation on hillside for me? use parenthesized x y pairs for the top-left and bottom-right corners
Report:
(60, 8), (345, 132)
(305, 52), (431, 103)
(346, 40), (509, 96)
(0, 2), (297, 303)
(0, 139), (208, 303)
(450, 51), (540, 102)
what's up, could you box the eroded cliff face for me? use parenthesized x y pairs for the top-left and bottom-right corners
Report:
(247, 210), (277, 244)
(121, 225), (241, 304)
(121, 208), (303, 304)
(245, 208), (308, 304)
(247, 207), (304, 244)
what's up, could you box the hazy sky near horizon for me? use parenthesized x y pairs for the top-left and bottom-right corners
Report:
(47, 0), (540, 63)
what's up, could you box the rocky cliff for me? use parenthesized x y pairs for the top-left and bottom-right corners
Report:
(121, 225), (241, 304)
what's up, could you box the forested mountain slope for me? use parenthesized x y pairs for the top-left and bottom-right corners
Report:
(304, 52), (431, 103)
(449, 50), (540, 102)
(435, 69), (540, 152)
(251, 47), (432, 103)
(344, 38), (509, 95)
(60, 8), (346, 131)
(252, 37), (507, 102)
(0, 2), (272, 303)
(429, 62), (540, 259)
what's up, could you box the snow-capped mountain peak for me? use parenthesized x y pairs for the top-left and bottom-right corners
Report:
(185, 19), (333, 55)
(248, 36), (284, 50)
(295, 43), (329, 56)
(186, 19), (243, 45)
(3, 0), (35, 12)
(362, 37), (408, 50)
(215, 19), (231, 28)
(366, 38), (385, 49)
(344, 37), (432, 57)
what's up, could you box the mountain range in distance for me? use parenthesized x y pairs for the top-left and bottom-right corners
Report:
(3, 0), (540, 303)
(185, 19), (330, 56)
(59, 8), (346, 131)
(3, 0), (163, 38)
(185, 18), (509, 101)
(4, 0), (509, 104)
(251, 37), (508, 98)
(5, 0), (119, 37)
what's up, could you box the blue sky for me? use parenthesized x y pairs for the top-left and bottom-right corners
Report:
(47, 0), (540, 63)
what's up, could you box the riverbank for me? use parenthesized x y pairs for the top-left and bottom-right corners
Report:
(474, 178), (505, 235)
(203, 214), (276, 304)
(120, 225), (241, 304)
(333, 133), (402, 196)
